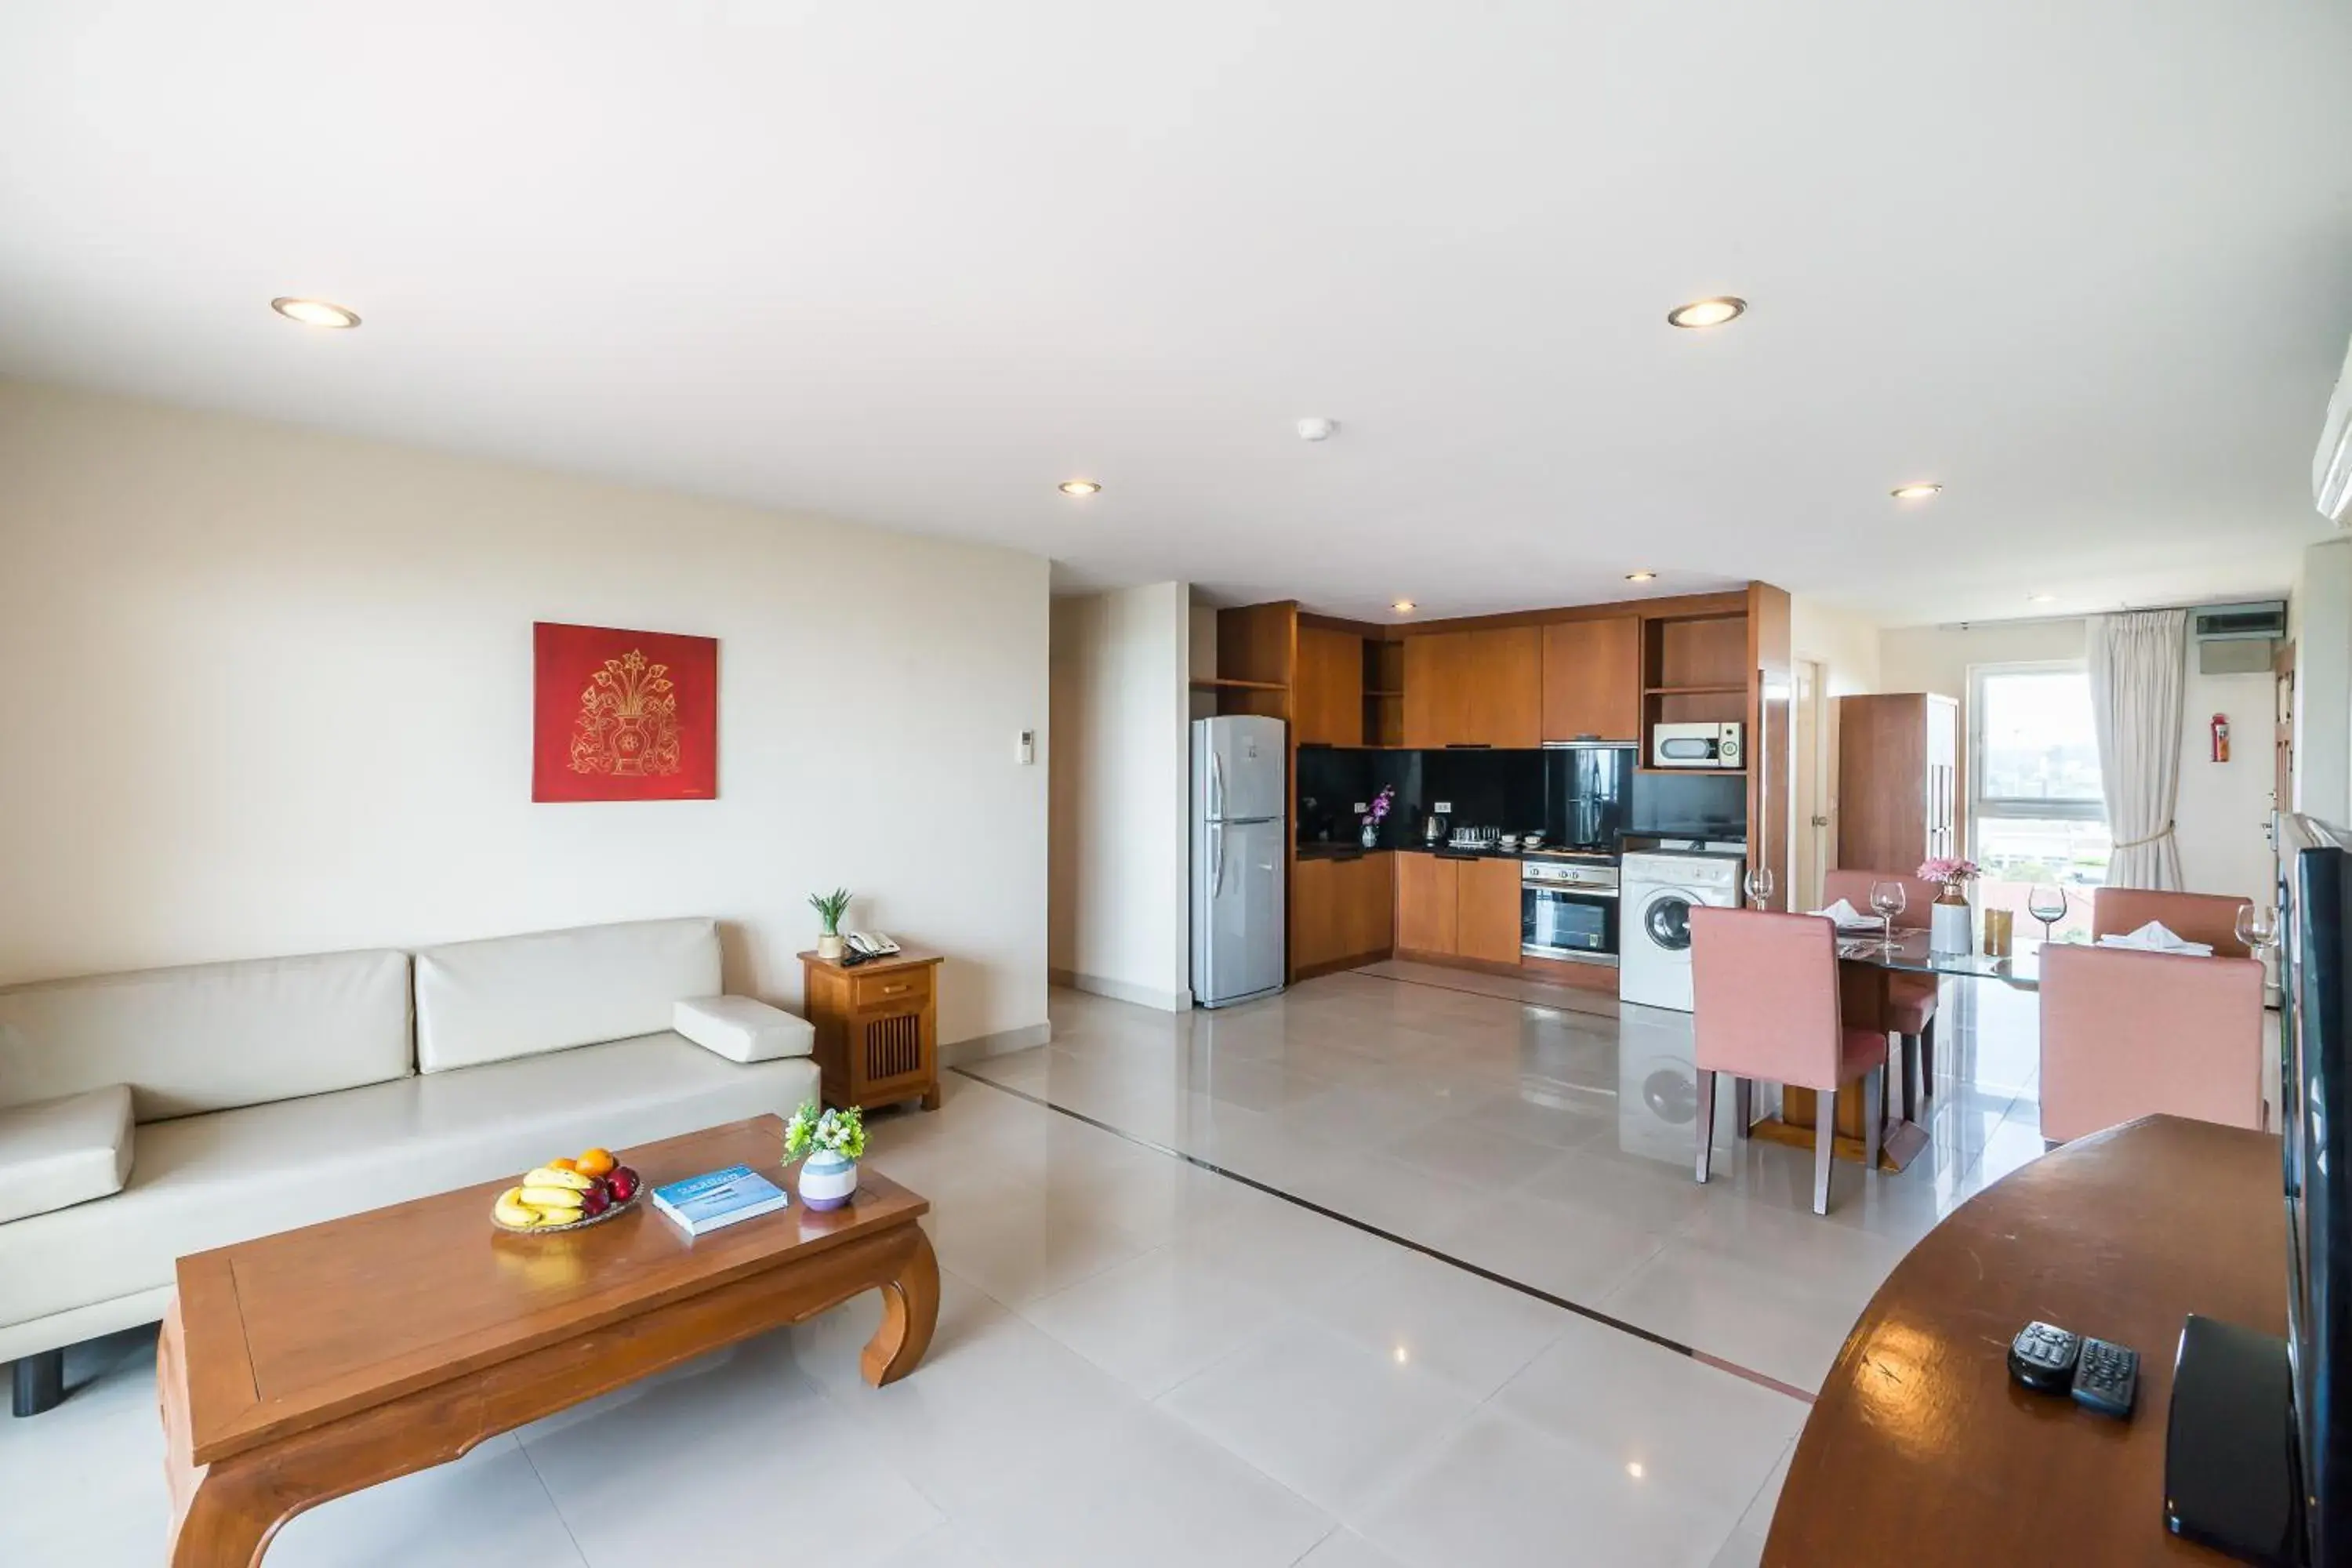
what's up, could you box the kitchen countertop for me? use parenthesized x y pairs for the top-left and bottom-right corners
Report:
(1296, 841), (1614, 862)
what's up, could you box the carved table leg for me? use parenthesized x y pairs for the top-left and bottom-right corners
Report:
(859, 1225), (940, 1386)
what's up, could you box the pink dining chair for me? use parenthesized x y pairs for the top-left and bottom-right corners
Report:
(2089, 888), (2254, 959)
(1690, 906), (1889, 1214)
(2038, 942), (2266, 1142)
(1824, 869), (1941, 1119)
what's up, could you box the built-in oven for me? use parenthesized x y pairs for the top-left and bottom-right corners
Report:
(1523, 857), (1621, 964)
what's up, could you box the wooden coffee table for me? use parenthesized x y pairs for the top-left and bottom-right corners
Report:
(156, 1115), (936, 1567)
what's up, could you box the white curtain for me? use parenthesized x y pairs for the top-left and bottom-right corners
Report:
(2086, 609), (2187, 890)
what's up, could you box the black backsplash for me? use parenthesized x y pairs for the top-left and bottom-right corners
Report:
(1295, 747), (1744, 848)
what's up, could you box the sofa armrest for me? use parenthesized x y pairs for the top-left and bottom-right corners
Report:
(0, 1083), (135, 1225)
(673, 996), (815, 1064)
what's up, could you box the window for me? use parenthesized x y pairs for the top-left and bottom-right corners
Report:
(1969, 662), (2111, 901)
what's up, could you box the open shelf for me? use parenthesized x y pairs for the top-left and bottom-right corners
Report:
(1637, 765), (1747, 776)
(1190, 677), (1288, 692)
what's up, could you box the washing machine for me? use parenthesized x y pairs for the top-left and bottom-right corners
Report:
(1620, 850), (1744, 1012)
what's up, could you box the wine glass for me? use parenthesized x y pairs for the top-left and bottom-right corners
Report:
(1743, 866), (1776, 910)
(2027, 885), (2069, 945)
(2236, 904), (2281, 953)
(1869, 880), (1906, 953)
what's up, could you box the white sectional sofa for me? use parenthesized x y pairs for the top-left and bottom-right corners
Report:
(0, 917), (816, 1414)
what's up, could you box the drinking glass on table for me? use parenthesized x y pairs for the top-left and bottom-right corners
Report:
(2236, 904), (2280, 953)
(2027, 885), (2069, 944)
(1869, 880), (1907, 953)
(1744, 866), (1776, 910)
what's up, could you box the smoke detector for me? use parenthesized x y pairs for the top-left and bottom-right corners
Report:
(1297, 417), (1338, 442)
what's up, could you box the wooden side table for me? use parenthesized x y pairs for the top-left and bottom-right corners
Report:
(799, 947), (944, 1112)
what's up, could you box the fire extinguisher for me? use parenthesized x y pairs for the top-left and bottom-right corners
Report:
(2211, 713), (2230, 764)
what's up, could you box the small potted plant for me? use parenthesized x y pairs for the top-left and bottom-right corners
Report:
(785, 1101), (866, 1211)
(1360, 784), (1396, 849)
(810, 887), (852, 961)
(1918, 856), (1983, 956)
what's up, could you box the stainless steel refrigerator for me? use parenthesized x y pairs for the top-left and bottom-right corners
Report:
(1190, 715), (1287, 1008)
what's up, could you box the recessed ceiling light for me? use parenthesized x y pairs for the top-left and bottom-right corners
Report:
(2029, 593), (2057, 604)
(1627, 1461), (1646, 1479)
(1890, 482), (1944, 501)
(1058, 479), (1101, 497)
(1666, 296), (1745, 329)
(1392, 600), (1416, 612)
(270, 297), (361, 329)
(1625, 572), (1657, 583)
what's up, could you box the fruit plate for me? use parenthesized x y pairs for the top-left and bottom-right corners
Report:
(492, 1191), (642, 1235)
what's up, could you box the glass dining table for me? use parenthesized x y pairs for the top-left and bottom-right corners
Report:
(1831, 924), (2079, 989)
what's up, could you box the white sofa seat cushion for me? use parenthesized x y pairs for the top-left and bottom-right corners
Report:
(0, 1034), (815, 1331)
(0, 949), (412, 1120)
(415, 918), (722, 1073)
(0, 1085), (134, 1225)
(673, 996), (814, 1064)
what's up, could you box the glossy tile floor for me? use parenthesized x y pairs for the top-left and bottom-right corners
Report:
(0, 967), (2048, 1568)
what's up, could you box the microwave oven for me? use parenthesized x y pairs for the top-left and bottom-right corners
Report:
(1651, 721), (1743, 769)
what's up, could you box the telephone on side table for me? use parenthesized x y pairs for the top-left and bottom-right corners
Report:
(842, 931), (902, 963)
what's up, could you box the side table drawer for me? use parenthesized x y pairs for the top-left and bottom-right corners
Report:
(852, 967), (932, 1011)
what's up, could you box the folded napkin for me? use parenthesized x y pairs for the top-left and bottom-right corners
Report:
(2097, 920), (2213, 957)
(1810, 899), (1885, 931)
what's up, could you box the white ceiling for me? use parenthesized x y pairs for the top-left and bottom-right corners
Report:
(4, 2), (2350, 628)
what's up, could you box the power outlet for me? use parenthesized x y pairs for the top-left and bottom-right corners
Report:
(1352, 801), (1369, 814)
(1434, 800), (1453, 815)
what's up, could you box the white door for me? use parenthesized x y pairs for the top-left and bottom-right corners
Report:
(1793, 659), (1829, 909)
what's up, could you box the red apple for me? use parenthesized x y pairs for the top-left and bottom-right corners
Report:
(580, 1185), (612, 1218)
(607, 1167), (640, 1203)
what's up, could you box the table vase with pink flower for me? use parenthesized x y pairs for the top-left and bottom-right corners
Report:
(1919, 856), (1982, 956)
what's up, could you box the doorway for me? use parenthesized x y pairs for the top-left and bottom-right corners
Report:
(1793, 659), (1829, 909)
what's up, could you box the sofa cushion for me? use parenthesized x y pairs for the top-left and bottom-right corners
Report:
(0, 1033), (816, 1331)
(0, 949), (412, 1121)
(414, 918), (722, 1073)
(0, 1084), (134, 1225)
(673, 996), (815, 1064)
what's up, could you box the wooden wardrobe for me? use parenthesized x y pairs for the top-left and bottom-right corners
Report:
(1835, 693), (1961, 873)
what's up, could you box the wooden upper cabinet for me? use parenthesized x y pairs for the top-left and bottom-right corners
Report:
(1402, 633), (1472, 747)
(1541, 616), (1640, 742)
(1455, 856), (1525, 964)
(1464, 627), (1542, 748)
(1395, 852), (1460, 954)
(1293, 626), (1365, 746)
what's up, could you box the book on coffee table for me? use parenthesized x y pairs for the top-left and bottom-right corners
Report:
(649, 1163), (791, 1236)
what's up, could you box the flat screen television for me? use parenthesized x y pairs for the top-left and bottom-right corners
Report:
(2279, 816), (2352, 1563)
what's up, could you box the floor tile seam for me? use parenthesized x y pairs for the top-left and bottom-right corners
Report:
(949, 1067), (1824, 1406)
(1726, 1432), (1800, 1535)
(512, 1429), (597, 1568)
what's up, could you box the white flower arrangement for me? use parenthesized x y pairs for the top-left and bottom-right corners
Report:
(785, 1101), (867, 1163)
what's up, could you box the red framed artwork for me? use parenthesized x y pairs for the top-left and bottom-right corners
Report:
(532, 622), (718, 802)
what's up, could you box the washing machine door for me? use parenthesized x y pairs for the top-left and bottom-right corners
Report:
(1639, 887), (1697, 953)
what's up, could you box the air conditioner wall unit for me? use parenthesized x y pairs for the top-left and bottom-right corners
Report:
(2192, 600), (2287, 674)
(2316, 332), (2352, 524)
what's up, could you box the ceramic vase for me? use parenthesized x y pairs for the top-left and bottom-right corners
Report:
(800, 1151), (858, 1210)
(1929, 893), (1973, 956)
(817, 932), (845, 961)
(1360, 822), (1379, 848)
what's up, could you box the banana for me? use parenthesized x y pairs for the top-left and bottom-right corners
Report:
(493, 1188), (544, 1228)
(524, 1167), (595, 1192)
(520, 1185), (586, 1212)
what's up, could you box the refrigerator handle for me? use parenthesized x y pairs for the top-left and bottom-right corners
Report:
(1210, 747), (1225, 823)
(1210, 822), (1225, 896)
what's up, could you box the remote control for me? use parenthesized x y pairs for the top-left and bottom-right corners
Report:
(2008, 1321), (2081, 1392)
(2070, 1337), (2139, 1418)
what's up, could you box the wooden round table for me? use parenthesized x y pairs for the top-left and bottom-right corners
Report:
(1764, 1115), (2285, 1565)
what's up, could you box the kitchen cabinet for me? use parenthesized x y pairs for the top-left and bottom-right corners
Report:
(1294, 626), (1365, 746)
(1395, 851), (1461, 954)
(1395, 851), (1521, 964)
(1456, 856), (1525, 964)
(1835, 693), (1961, 873)
(1403, 628), (1539, 748)
(1293, 851), (1394, 977)
(1401, 632), (1472, 747)
(1541, 616), (1640, 741)
(1464, 627), (1542, 748)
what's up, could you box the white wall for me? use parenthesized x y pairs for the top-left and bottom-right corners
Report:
(2295, 539), (2352, 822)
(0, 380), (1051, 1047)
(1791, 597), (1882, 698)
(1047, 583), (1192, 1010)
(1879, 618), (2276, 902)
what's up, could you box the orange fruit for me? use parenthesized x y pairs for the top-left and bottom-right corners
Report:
(545, 1157), (579, 1174)
(575, 1148), (618, 1178)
